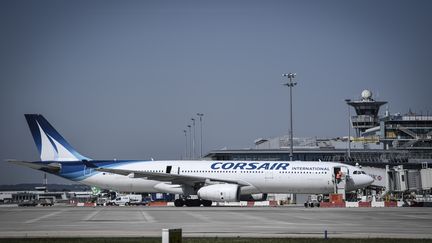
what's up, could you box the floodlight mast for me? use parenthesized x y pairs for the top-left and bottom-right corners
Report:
(183, 129), (188, 159)
(197, 113), (204, 158)
(187, 125), (192, 159)
(282, 73), (297, 161)
(191, 118), (196, 159)
(345, 99), (352, 159)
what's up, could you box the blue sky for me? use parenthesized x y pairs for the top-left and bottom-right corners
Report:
(1, 0), (431, 184)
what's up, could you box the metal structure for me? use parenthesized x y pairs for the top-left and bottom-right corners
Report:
(345, 99), (352, 158)
(282, 73), (297, 161)
(381, 114), (432, 150)
(191, 118), (196, 159)
(346, 90), (387, 136)
(187, 125), (192, 159)
(197, 113), (204, 158)
(183, 130), (188, 159)
(204, 148), (432, 167)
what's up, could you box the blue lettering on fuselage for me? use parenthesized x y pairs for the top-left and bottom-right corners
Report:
(233, 163), (247, 170)
(210, 162), (289, 170)
(221, 162), (235, 169)
(211, 162), (222, 169)
(246, 162), (258, 170)
(257, 163), (270, 170)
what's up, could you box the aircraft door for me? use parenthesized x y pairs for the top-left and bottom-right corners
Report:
(265, 170), (274, 182)
(166, 165), (180, 175)
(333, 166), (348, 199)
(341, 166), (349, 180)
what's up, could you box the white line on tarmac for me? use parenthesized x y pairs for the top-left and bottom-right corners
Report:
(141, 211), (156, 223)
(398, 214), (432, 220)
(292, 215), (314, 220)
(83, 210), (101, 221)
(183, 211), (214, 223)
(227, 212), (295, 225)
(25, 209), (68, 224)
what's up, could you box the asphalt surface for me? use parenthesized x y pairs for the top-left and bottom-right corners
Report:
(0, 206), (431, 238)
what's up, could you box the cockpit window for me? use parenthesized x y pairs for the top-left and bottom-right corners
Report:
(353, 171), (366, 175)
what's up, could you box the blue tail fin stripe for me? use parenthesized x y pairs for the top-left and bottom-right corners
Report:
(25, 114), (89, 161)
(45, 132), (59, 154)
(25, 114), (42, 155)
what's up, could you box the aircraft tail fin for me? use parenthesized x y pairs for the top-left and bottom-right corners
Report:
(24, 114), (90, 161)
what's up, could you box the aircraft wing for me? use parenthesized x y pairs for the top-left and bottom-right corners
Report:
(94, 167), (250, 186)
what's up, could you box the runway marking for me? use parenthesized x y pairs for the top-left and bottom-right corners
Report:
(83, 210), (101, 221)
(227, 212), (295, 225)
(291, 215), (314, 220)
(141, 211), (156, 223)
(183, 211), (213, 223)
(317, 218), (357, 226)
(398, 214), (432, 220)
(25, 209), (68, 224)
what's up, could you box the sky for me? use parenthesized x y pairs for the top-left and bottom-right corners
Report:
(1, 0), (431, 184)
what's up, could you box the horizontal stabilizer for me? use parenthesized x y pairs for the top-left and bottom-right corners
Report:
(6, 160), (61, 173)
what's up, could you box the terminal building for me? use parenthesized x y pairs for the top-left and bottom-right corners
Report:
(204, 90), (432, 201)
(205, 90), (432, 166)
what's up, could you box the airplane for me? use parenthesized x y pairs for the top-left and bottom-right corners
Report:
(8, 114), (374, 207)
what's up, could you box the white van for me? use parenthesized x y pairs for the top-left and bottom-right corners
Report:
(111, 196), (130, 206)
(110, 194), (143, 206)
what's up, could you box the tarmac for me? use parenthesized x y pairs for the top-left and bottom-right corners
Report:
(0, 206), (432, 238)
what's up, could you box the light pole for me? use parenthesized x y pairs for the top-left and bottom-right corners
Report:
(191, 118), (196, 159)
(197, 113), (204, 158)
(183, 129), (188, 159)
(283, 73), (297, 161)
(345, 99), (352, 159)
(187, 125), (192, 160)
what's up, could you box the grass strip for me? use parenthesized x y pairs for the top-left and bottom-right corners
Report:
(0, 238), (432, 243)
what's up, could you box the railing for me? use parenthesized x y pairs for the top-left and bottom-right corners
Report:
(351, 115), (378, 123)
(401, 116), (432, 121)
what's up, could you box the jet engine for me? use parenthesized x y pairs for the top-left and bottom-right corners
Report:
(197, 184), (240, 202)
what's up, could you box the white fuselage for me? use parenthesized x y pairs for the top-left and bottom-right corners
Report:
(79, 160), (373, 195)
(18, 114), (375, 203)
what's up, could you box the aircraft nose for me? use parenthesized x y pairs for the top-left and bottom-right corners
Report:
(366, 175), (374, 185)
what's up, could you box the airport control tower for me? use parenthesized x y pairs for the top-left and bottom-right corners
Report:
(347, 90), (387, 137)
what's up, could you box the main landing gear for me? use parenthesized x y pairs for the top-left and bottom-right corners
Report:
(174, 199), (212, 207)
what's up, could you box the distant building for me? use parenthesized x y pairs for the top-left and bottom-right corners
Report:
(347, 89), (387, 136)
(347, 90), (432, 151)
(204, 90), (432, 168)
(380, 114), (432, 150)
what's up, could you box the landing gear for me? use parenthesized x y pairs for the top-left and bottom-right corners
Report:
(304, 201), (320, 208)
(185, 199), (201, 207)
(173, 199), (213, 207)
(304, 194), (321, 208)
(174, 199), (184, 207)
(201, 200), (212, 207)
